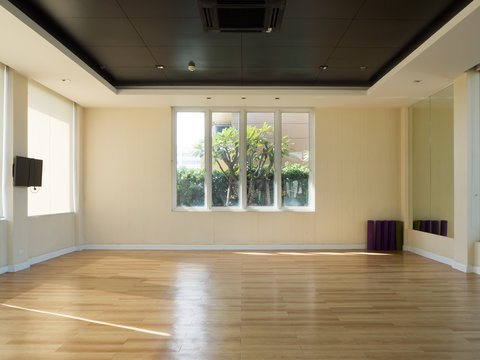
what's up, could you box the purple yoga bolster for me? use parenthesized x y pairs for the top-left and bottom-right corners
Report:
(375, 221), (382, 250)
(440, 220), (448, 236)
(382, 220), (389, 251)
(425, 220), (432, 233)
(420, 220), (426, 232)
(367, 220), (375, 251)
(388, 220), (396, 250)
(431, 220), (439, 235)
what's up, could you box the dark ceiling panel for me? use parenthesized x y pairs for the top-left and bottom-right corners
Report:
(242, 47), (331, 68)
(117, 0), (200, 18)
(150, 46), (242, 68)
(86, 47), (155, 68)
(58, 18), (144, 47)
(339, 20), (425, 48)
(328, 47), (399, 70)
(7, 0), (474, 87)
(283, 0), (364, 19)
(357, 0), (455, 20)
(32, 0), (125, 18)
(106, 67), (169, 83)
(314, 67), (372, 84)
(242, 67), (320, 85)
(131, 18), (241, 47)
(160, 67), (243, 86)
(243, 19), (351, 47)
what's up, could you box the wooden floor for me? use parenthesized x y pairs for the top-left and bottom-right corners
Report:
(0, 250), (480, 359)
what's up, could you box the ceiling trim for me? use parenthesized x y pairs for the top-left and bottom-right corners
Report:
(0, 0), (116, 94)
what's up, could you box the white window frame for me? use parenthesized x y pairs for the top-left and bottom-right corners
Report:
(172, 108), (315, 212)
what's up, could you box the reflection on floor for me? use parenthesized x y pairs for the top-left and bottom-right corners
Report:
(0, 250), (479, 359)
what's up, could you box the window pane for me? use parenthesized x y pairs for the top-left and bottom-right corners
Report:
(212, 112), (240, 207)
(246, 112), (274, 206)
(176, 112), (205, 207)
(28, 81), (74, 216)
(281, 113), (309, 207)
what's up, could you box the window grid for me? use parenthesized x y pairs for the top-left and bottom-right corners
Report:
(173, 108), (314, 211)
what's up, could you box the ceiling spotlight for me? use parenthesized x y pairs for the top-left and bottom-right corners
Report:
(206, 97), (212, 100)
(60, 78), (71, 83)
(188, 61), (196, 72)
(241, 97), (246, 99)
(155, 64), (165, 69)
(275, 97), (280, 100)
(360, 65), (367, 71)
(266, 27), (273, 33)
(319, 65), (328, 70)
(413, 80), (422, 83)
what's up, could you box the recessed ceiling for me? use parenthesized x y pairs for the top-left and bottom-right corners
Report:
(5, 0), (474, 88)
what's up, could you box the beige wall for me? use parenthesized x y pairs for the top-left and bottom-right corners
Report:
(27, 213), (76, 259)
(2, 71), (78, 271)
(83, 107), (401, 246)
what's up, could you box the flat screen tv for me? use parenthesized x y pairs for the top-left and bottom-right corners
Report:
(13, 156), (43, 187)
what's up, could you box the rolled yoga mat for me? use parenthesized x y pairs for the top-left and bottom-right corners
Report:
(413, 220), (420, 231)
(395, 221), (403, 250)
(420, 220), (426, 232)
(367, 220), (375, 251)
(382, 221), (389, 251)
(375, 221), (382, 250)
(431, 220), (439, 235)
(440, 220), (448, 236)
(388, 220), (396, 250)
(425, 220), (432, 233)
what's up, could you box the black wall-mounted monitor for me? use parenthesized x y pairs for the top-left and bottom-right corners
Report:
(13, 156), (43, 187)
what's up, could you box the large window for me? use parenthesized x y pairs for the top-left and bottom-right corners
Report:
(173, 109), (314, 210)
(28, 81), (74, 216)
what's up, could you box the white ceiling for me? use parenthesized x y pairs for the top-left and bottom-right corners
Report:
(0, 0), (479, 109)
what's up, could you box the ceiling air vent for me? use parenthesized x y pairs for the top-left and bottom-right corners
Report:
(198, 0), (286, 33)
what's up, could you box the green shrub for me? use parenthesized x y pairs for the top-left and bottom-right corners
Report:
(176, 167), (205, 206)
(176, 163), (309, 207)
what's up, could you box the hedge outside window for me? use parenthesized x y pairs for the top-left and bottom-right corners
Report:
(173, 109), (314, 211)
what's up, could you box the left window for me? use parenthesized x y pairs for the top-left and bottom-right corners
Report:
(28, 81), (74, 216)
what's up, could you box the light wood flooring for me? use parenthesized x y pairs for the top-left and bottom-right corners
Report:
(0, 250), (480, 359)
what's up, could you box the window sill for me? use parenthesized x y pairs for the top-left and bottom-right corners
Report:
(173, 206), (314, 213)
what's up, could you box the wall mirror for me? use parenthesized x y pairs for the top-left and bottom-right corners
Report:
(409, 85), (454, 237)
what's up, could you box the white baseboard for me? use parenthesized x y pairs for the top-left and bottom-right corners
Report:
(7, 260), (30, 272)
(0, 266), (8, 275)
(80, 244), (366, 251)
(4, 246), (80, 273)
(29, 246), (79, 266)
(404, 245), (475, 274)
(472, 265), (480, 275)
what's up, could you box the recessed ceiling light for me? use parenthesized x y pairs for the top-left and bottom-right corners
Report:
(61, 78), (71, 83)
(275, 97), (280, 100)
(188, 61), (196, 72)
(155, 64), (165, 69)
(241, 97), (246, 99)
(206, 97), (212, 100)
(413, 80), (422, 83)
(360, 65), (367, 71)
(319, 65), (328, 70)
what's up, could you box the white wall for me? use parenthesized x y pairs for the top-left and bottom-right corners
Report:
(83, 107), (402, 247)
(406, 72), (480, 272)
(2, 70), (78, 271)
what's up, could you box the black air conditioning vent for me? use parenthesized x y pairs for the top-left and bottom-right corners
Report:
(198, 0), (286, 33)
